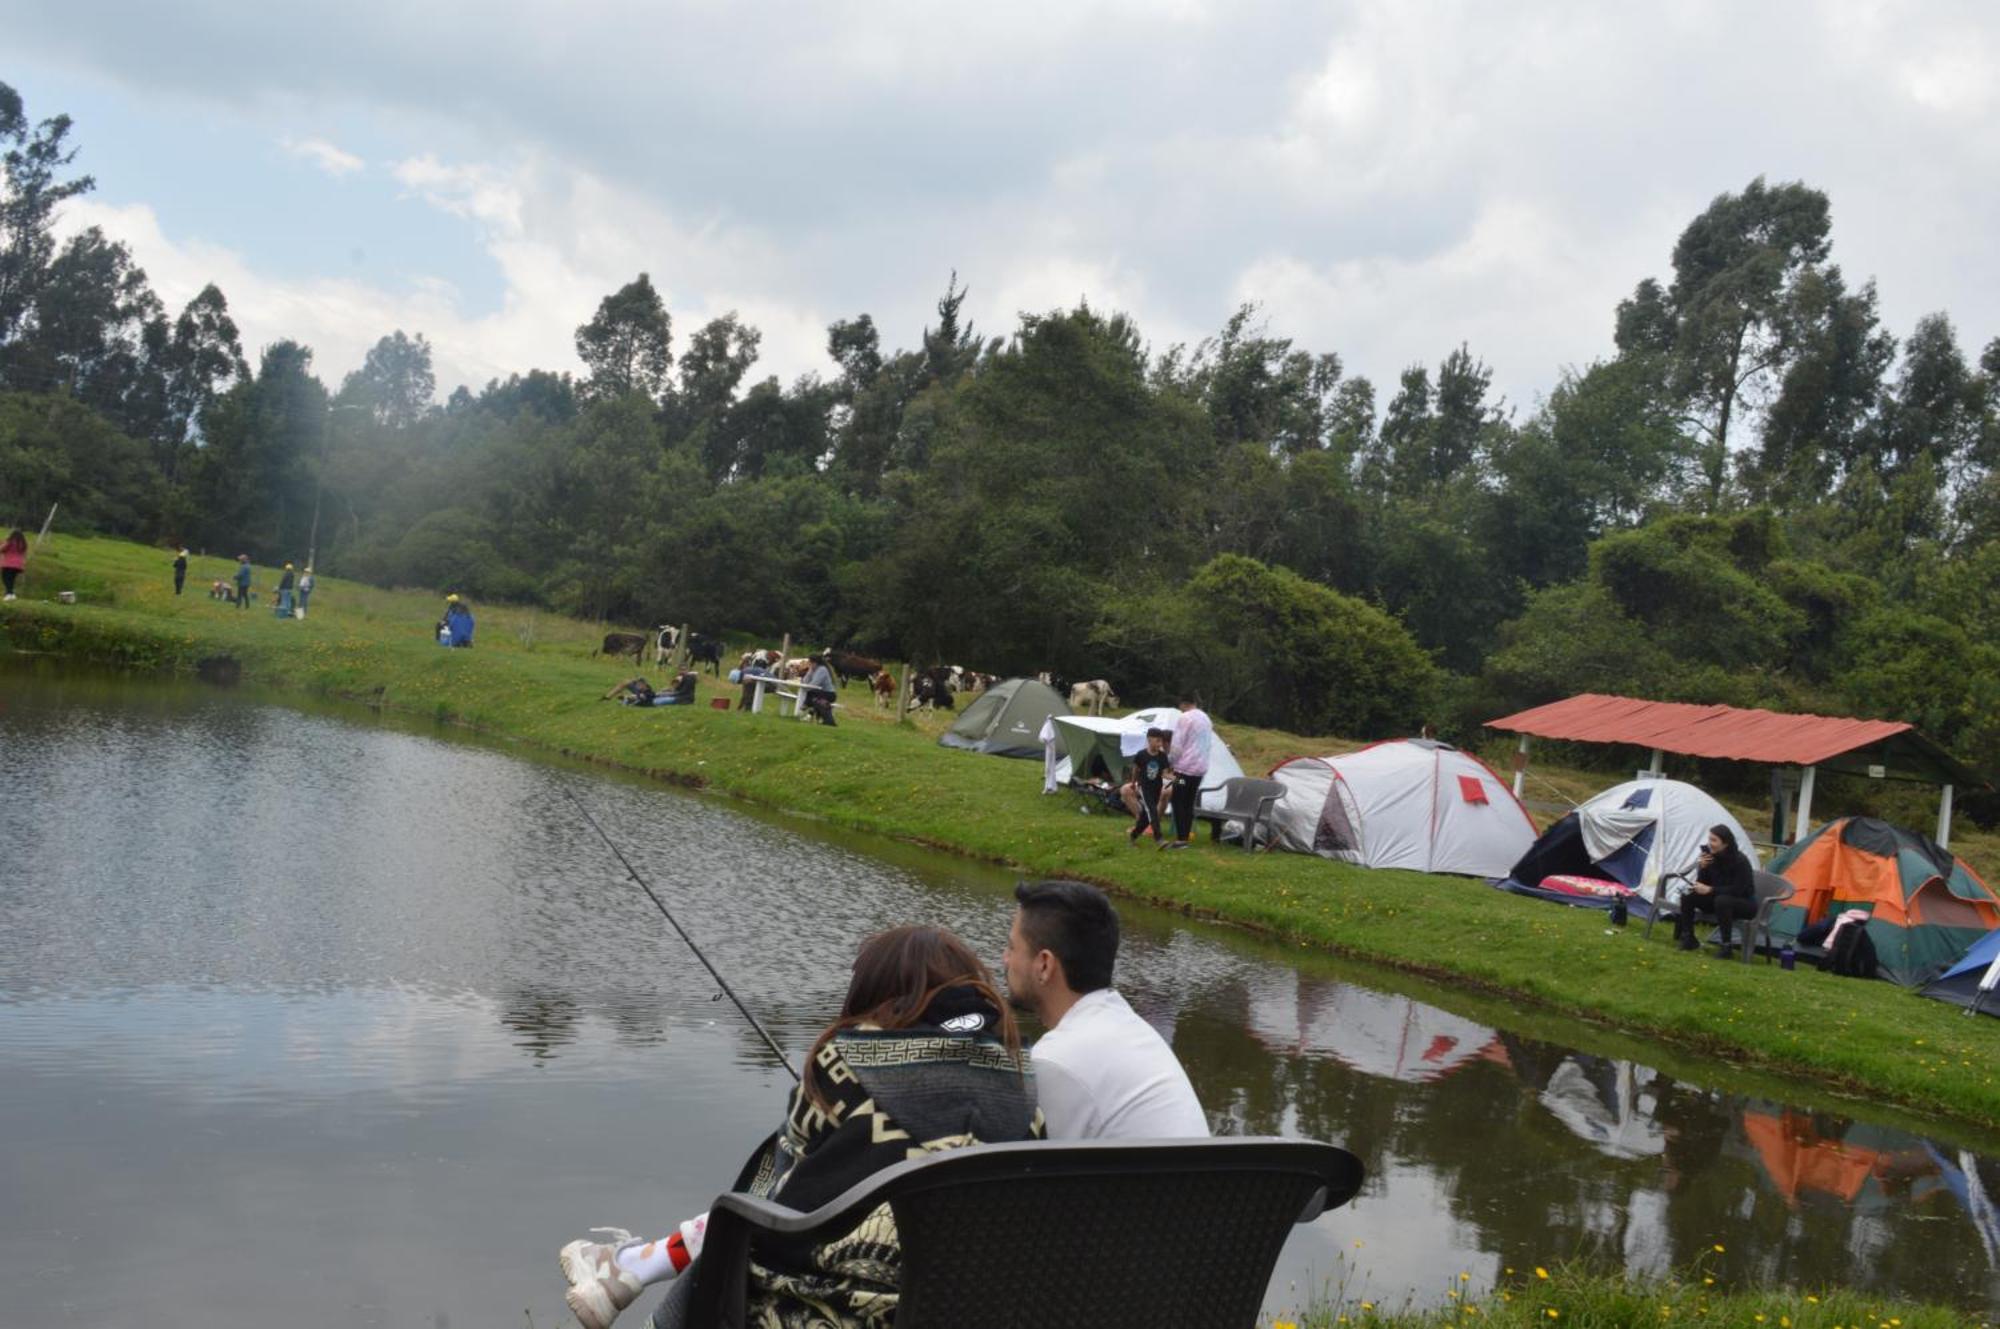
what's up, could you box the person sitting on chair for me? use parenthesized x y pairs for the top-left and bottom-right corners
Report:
(1002, 879), (1208, 1140)
(1674, 824), (1758, 954)
(556, 926), (1039, 1329)
(802, 654), (838, 725)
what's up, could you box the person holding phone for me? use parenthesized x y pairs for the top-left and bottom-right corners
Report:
(1674, 824), (1757, 953)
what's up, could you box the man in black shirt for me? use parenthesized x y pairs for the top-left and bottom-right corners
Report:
(1675, 824), (1758, 952)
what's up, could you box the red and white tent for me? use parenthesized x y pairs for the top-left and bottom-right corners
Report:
(1268, 739), (1537, 877)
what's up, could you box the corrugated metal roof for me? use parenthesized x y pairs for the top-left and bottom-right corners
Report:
(1485, 693), (1980, 785)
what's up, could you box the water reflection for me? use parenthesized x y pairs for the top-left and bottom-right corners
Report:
(3, 665), (1998, 1325)
(1172, 960), (2000, 1310)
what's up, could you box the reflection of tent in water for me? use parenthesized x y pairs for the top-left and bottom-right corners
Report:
(1742, 1110), (1947, 1211)
(1926, 1144), (2000, 1270)
(1247, 980), (1508, 1082)
(1537, 1058), (1665, 1160)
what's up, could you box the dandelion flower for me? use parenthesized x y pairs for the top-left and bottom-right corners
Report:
(1536, 1267), (1550, 1280)
(1713, 1243), (1726, 1253)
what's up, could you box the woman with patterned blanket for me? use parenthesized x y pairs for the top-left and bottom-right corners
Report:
(559, 925), (1042, 1329)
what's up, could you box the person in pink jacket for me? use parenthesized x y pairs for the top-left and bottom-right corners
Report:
(1, 529), (27, 601)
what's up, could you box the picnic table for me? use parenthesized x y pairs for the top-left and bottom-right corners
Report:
(741, 673), (835, 720)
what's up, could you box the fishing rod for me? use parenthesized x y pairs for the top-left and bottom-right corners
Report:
(560, 782), (800, 1083)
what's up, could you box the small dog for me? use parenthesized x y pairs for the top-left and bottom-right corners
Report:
(209, 580), (231, 601)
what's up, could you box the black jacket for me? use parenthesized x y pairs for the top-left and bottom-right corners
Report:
(1698, 847), (1755, 900)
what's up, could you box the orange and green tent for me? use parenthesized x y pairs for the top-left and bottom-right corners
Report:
(1767, 816), (2000, 986)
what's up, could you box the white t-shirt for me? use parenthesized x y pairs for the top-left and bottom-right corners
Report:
(1030, 988), (1209, 1140)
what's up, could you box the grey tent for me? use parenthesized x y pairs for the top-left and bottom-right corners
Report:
(938, 678), (1070, 758)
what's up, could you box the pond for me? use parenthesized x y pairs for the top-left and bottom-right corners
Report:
(4, 665), (1998, 1326)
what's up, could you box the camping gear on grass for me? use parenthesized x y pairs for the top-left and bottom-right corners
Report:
(1766, 816), (1999, 988)
(937, 677), (1070, 758)
(1267, 739), (1535, 878)
(1049, 706), (1247, 812)
(1497, 778), (1757, 916)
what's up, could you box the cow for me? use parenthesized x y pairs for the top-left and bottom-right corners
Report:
(871, 669), (897, 710)
(685, 631), (723, 676)
(1037, 671), (1071, 699)
(781, 657), (815, 681)
(1069, 679), (1118, 714)
(830, 650), (882, 688)
(908, 671), (956, 712)
(652, 625), (680, 667)
(596, 631), (648, 665)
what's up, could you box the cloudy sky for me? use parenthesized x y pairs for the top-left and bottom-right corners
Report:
(9, 1), (1998, 412)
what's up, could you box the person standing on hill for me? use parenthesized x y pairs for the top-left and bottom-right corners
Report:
(275, 563), (297, 618)
(1124, 728), (1173, 845)
(2, 529), (27, 601)
(232, 554), (252, 609)
(297, 566), (314, 617)
(1164, 693), (1212, 850)
(172, 548), (188, 596)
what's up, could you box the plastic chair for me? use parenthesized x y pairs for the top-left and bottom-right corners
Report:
(1731, 870), (1796, 963)
(670, 1136), (1364, 1329)
(1194, 777), (1287, 851)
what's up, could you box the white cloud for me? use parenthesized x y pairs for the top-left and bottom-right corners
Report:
(18, 0), (2000, 418)
(281, 136), (364, 178)
(58, 154), (839, 401)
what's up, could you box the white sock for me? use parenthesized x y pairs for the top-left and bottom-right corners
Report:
(613, 1213), (708, 1286)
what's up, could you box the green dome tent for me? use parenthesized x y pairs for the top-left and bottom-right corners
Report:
(938, 677), (1070, 759)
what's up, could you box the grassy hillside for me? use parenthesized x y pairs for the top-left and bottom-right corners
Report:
(6, 533), (1999, 1131)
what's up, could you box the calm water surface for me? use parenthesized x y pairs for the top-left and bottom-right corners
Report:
(4, 667), (1998, 1327)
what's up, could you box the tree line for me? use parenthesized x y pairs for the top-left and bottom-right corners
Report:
(4, 80), (1998, 798)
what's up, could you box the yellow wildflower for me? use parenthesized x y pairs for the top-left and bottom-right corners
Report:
(1536, 1267), (1550, 1280)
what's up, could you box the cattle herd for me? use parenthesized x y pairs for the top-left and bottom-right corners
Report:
(590, 629), (1116, 718)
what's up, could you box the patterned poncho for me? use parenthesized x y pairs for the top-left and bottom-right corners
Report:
(731, 987), (1041, 1328)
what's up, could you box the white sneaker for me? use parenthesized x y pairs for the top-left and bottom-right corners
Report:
(2, 593), (14, 601)
(560, 1229), (643, 1329)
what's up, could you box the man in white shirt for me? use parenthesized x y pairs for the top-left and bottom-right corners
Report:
(1001, 879), (1209, 1140)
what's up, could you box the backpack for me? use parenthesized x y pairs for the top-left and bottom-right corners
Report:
(1822, 921), (1879, 979)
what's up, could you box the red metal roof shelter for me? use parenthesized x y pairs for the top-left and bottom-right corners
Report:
(1486, 693), (1982, 847)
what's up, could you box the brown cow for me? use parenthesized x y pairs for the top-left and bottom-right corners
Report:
(596, 631), (648, 664)
(871, 669), (897, 709)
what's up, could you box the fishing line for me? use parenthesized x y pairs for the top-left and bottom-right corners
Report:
(560, 782), (801, 1083)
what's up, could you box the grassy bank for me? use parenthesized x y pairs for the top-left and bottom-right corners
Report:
(1285, 1262), (1985, 1328)
(6, 533), (1999, 1133)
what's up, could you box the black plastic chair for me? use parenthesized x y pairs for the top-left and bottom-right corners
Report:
(1193, 777), (1288, 851)
(672, 1136), (1364, 1329)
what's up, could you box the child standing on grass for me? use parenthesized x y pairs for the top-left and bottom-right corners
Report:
(1125, 728), (1172, 844)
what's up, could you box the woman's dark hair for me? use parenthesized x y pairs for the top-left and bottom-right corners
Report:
(805, 925), (1021, 1110)
(1709, 824), (1739, 853)
(1176, 691), (1201, 707)
(1013, 879), (1119, 994)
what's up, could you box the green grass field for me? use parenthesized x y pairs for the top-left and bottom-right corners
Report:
(6, 533), (1999, 1133)
(1282, 1261), (1985, 1328)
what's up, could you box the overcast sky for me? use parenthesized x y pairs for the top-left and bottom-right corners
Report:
(9, 1), (1998, 413)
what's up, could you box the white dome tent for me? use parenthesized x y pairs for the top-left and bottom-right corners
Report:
(1049, 706), (1246, 813)
(1268, 739), (1537, 877)
(1498, 778), (1759, 911)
